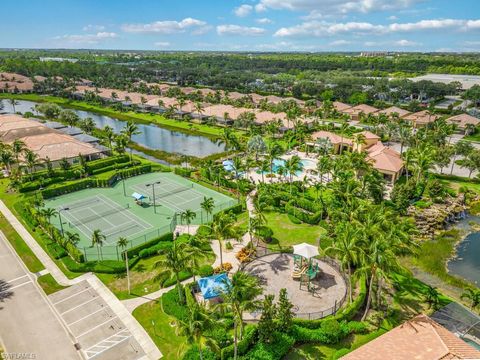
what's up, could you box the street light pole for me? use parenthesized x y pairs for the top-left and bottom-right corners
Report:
(58, 207), (70, 236)
(147, 181), (161, 214)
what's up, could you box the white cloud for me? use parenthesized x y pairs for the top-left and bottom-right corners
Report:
(256, 0), (422, 15)
(329, 39), (351, 46)
(122, 18), (209, 35)
(256, 17), (273, 24)
(275, 18), (480, 37)
(53, 32), (117, 44)
(388, 15), (398, 20)
(82, 24), (105, 32)
(234, 4), (253, 17)
(395, 39), (420, 46)
(216, 25), (266, 36)
(255, 3), (267, 12)
(154, 41), (170, 48)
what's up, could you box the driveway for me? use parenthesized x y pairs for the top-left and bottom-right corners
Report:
(0, 231), (81, 360)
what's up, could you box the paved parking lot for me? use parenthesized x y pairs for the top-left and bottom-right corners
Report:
(49, 280), (145, 360)
(0, 231), (81, 360)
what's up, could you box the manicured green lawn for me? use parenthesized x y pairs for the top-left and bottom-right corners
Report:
(37, 273), (67, 295)
(98, 250), (215, 300)
(133, 300), (189, 360)
(263, 211), (327, 251)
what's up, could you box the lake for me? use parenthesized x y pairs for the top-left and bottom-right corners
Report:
(448, 215), (480, 286)
(0, 99), (225, 157)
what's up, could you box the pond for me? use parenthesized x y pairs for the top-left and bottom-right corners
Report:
(448, 215), (480, 286)
(0, 99), (225, 157)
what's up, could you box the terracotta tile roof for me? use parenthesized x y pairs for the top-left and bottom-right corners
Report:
(265, 95), (284, 104)
(341, 315), (480, 360)
(181, 87), (197, 95)
(311, 130), (352, 145)
(0, 115), (54, 142)
(226, 91), (247, 101)
(446, 114), (480, 129)
(376, 106), (411, 118)
(366, 143), (404, 173)
(253, 111), (286, 125)
(403, 110), (439, 125)
(249, 93), (267, 104)
(360, 130), (381, 140)
(145, 96), (177, 107)
(343, 104), (379, 115)
(21, 133), (101, 161)
(333, 101), (352, 112)
(0, 72), (34, 92)
(202, 104), (248, 120)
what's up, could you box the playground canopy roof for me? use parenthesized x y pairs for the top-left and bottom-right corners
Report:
(293, 243), (319, 259)
(198, 273), (231, 300)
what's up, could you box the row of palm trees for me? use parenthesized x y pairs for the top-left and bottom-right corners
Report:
(0, 139), (45, 179)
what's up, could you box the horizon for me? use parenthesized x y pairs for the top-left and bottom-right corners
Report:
(1, 0), (480, 52)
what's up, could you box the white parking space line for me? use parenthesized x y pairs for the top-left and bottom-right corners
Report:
(83, 329), (131, 359)
(7, 280), (33, 291)
(52, 287), (91, 305)
(76, 317), (118, 338)
(66, 307), (106, 326)
(5, 274), (29, 283)
(60, 297), (99, 315)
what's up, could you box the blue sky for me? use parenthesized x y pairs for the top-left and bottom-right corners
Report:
(1, 0), (479, 52)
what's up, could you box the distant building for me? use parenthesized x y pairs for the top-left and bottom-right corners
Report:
(409, 73), (480, 90)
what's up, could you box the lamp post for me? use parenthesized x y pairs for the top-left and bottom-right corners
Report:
(58, 207), (70, 236)
(146, 181), (161, 214)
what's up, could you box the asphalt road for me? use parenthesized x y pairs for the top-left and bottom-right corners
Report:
(0, 231), (81, 360)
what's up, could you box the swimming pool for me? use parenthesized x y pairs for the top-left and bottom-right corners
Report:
(300, 159), (317, 168)
(257, 158), (308, 176)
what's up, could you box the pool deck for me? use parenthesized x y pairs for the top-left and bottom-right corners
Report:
(243, 253), (347, 320)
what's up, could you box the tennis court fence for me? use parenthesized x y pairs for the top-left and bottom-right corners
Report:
(81, 198), (238, 261)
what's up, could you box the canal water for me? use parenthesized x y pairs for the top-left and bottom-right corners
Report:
(0, 99), (225, 157)
(448, 215), (480, 286)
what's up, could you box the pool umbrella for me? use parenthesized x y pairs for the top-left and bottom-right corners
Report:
(293, 243), (319, 259)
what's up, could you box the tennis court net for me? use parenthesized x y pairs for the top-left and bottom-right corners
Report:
(68, 204), (129, 226)
(67, 197), (101, 210)
(135, 183), (193, 199)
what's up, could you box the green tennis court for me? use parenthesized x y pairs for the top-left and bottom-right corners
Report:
(44, 172), (236, 260)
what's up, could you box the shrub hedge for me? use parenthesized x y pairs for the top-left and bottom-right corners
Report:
(61, 256), (139, 274)
(125, 232), (174, 258)
(240, 331), (295, 360)
(161, 286), (189, 321)
(221, 326), (257, 360)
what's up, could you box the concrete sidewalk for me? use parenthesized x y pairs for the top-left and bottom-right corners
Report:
(0, 200), (162, 360)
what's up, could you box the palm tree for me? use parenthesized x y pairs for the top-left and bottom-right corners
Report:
(122, 121), (141, 162)
(424, 285), (441, 310)
(114, 135), (129, 155)
(0, 149), (14, 172)
(79, 117), (96, 133)
(266, 142), (283, 179)
(155, 239), (189, 303)
(64, 231), (80, 247)
(176, 302), (217, 360)
(339, 123), (350, 155)
(181, 209), (196, 234)
(284, 155), (302, 193)
(42, 207), (58, 225)
(461, 288), (480, 310)
(200, 197), (215, 223)
(184, 237), (210, 282)
(103, 125), (115, 150)
(325, 222), (360, 303)
(91, 229), (106, 261)
(117, 237), (131, 294)
(220, 271), (263, 359)
(316, 155), (332, 183)
(11, 139), (26, 165)
(247, 135), (267, 161)
(23, 149), (44, 175)
(208, 212), (237, 268)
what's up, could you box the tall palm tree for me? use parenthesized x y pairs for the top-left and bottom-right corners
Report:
(220, 271), (262, 360)
(339, 123), (350, 155)
(0, 149), (14, 172)
(247, 135), (267, 161)
(64, 231), (80, 247)
(208, 212), (237, 268)
(42, 207), (58, 225)
(155, 239), (189, 303)
(117, 237), (131, 294)
(266, 142), (283, 179)
(184, 237), (210, 282)
(200, 197), (215, 223)
(9, 98), (18, 113)
(176, 302), (217, 360)
(181, 209), (196, 234)
(23, 149), (44, 175)
(103, 125), (116, 150)
(122, 121), (141, 162)
(11, 139), (26, 165)
(91, 229), (106, 261)
(284, 155), (302, 193)
(325, 222), (360, 303)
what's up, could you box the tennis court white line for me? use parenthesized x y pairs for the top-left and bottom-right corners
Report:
(97, 194), (151, 230)
(89, 207), (118, 229)
(66, 307), (107, 326)
(60, 297), (99, 315)
(52, 287), (91, 305)
(76, 317), (118, 338)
